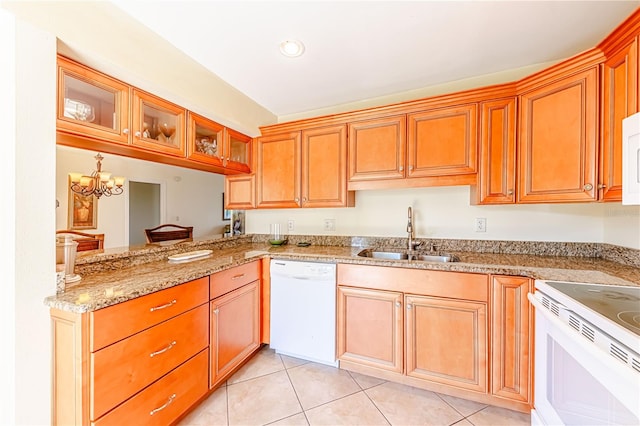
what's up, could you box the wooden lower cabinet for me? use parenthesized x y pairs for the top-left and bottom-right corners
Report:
(490, 275), (532, 404)
(336, 264), (531, 413)
(209, 260), (262, 388)
(210, 280), (261, 387)
(93, 350), (209, 426)
(336, 286), (403, 373)
(51, 277), (210, 426)
(405, 294), (487, 393)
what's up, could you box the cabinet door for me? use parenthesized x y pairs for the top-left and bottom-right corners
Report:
(256, 132), (301, 208)
(210, 281), (260, 388)
(491, 276), (532, 403)
(302, 125), (353, 207)
(601, 39), (638, 202)
(224, 129), (252, 173)
(186, 112), (225, 167)
(474, 98), (516, 204)
(225, 174), (255, 210)
(131, 89), (186, 157)
(405, 294), (487, 392)
(337, 286), (403, 373)
(57, 56), (130, 145)
(348, 116), (406, 182)
(407, 104), (477, 177)
(518, 67), (598, 202)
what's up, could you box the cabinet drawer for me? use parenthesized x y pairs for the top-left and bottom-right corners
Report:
(90, 304), (209, 421)
(210, 261), (260, 299)
(90, 277), (209, 351)
(93, 349), (208, 426)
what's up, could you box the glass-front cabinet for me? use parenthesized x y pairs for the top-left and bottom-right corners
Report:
(187, 113), (252, 173)
(224, 128), (252, 173)
(57, 56), (130, 144)
(132, 89), (186, 157)
(187, 112), (225, 167)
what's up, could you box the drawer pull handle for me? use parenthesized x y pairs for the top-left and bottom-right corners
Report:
(231, 273), (245, 280)
(150, 300), (177, 312)
(149, 393), (176, 416)
(150, 341), (177, 358)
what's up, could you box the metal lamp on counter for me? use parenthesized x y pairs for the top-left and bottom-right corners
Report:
(69, 153), (125, 199)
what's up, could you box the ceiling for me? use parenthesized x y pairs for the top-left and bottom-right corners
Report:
(109, 0), (639, 117)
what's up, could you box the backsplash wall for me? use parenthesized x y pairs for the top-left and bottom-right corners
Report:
(245, 186), (640, 248)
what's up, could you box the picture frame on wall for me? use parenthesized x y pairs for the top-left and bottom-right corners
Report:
(222, 193), (231, 220)
(68, 178), (98, 230)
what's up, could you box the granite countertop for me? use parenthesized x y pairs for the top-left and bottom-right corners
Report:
(46, 240), (640, 314)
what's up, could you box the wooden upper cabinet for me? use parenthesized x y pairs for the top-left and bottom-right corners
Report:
(491, 275), (532, 404)
(225, 174), (255, 210)
(131, 89), (186, 157)
(224, 128), (252, 173)
(407, 104), (477, 178)
(601, 39), (638, 202)
(348, 115), (407, 182)
(302, 125), (354, 208)
(518, 67), (599, 203)
(473, 98), (517, 204)
(256, 132), (301, 208)
(57, 56), (130, 145)
(187, 112), (225, 168)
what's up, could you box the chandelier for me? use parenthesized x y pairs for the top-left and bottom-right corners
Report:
(69, 153), (125, 199)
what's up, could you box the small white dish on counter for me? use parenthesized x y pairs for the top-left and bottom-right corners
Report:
(168, 249), (213, 263)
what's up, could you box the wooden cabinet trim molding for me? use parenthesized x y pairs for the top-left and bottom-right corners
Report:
(516, 48), (604, 93)
(598, 7), (640, 55)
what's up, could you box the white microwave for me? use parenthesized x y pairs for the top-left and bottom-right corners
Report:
(622, 111), (640, 205)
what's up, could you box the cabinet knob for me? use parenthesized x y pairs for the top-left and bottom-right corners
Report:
(294, 197), (299, 202)
(395, 301), (401, 307)
(399, 166), (404, 171)
(407, 304), (412, 310)
(123, 128), (130, 135)
(408, 165), (414, 171)
(135, 131), (141, 137)
(213, 308), (219, 315)
(598, 184), (606, 189)
(583, 183), (594, 191)
(507, 189), (514, 195)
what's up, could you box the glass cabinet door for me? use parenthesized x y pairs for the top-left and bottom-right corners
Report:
(57, 56), (130, 144)
(132, 89), (186, 156)
(187, 112), (225, 167)
(225, 128), (252, 173)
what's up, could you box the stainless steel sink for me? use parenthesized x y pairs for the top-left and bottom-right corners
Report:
(360, 250), (409, 260)
(357, 249), (458, 262)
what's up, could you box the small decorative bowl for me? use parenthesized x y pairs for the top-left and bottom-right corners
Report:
(268, 239), (288, 246)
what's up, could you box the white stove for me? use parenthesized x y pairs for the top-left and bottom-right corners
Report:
(530, 280), (640, 425)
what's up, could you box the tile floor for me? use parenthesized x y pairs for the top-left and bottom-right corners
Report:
(179, 346), (531, 426)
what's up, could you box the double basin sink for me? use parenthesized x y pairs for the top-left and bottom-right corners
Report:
(357, 248), (459, 263)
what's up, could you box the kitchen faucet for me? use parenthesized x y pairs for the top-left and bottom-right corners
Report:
(407, 207), (424, 253)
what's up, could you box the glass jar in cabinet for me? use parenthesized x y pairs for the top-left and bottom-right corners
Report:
(187, 112), (225, 167)
(131, 89), (186, 157)
(57, 56), (131, 145)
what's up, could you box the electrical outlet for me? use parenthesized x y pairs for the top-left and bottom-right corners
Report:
(287, 220), (294, 232)
(324, 219), (335, 231)
(475, 217), (487, 232)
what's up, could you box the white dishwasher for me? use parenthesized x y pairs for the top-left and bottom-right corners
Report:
(270, 259), (338, 367)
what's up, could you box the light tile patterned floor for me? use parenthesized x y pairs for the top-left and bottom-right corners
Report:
(179, 346), (531, 426)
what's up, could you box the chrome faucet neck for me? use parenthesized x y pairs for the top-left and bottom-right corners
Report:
(407, 207), (414, 251)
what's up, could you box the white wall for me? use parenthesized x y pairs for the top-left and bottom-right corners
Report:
(1, 13), (56, 426)
(246, 186), (613, 244)
(57, 146), (226, 248)
(603, 204), (640, 249)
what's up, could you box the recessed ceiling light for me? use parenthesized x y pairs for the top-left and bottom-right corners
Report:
(279, 40), (305, 58)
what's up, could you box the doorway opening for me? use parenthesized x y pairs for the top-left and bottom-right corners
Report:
(127, 180), (166, 245)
